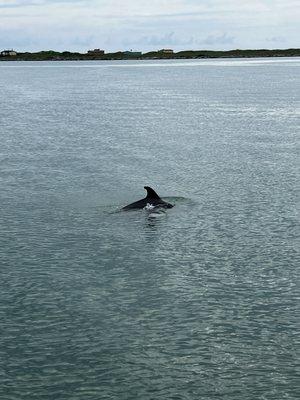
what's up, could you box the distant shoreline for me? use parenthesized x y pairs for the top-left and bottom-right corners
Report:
(1, 48), (299, 61)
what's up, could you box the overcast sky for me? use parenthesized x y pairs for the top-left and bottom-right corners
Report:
(0, 0), (299, 52)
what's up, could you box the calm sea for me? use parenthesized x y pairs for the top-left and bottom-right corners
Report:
(0, 58), (299, 400)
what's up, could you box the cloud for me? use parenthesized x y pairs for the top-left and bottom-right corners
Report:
(266, 36), (286, 43)
(0, 0), (298, 51)
(197, 33), (235, 46)
(0, 0), (85, 6)
(122, 32), (195, 48)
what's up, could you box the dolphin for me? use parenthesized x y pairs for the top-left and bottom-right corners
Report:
(122, 186), (174, 211)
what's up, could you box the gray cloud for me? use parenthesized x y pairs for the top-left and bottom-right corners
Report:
(122, 32), (195, 48)
(266, 36), (286, 43)
(198, 33), (235, 46)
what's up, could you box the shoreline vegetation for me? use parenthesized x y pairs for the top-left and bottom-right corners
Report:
(0, 48), (299, 61)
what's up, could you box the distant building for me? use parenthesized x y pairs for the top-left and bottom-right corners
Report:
(1, 49), (17, 56)
(123, 51), (142, 57)
(158, 49), (174, 54)
(87, 49), (105, 55)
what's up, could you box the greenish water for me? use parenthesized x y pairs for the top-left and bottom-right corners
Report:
(0, 58), (299, 400)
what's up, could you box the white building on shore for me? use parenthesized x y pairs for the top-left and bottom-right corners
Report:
(1, 49), (17, 56)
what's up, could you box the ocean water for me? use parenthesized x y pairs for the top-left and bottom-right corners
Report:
(0, 58), (299, 400)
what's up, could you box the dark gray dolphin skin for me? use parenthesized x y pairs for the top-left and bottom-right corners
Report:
(122, 186), (174, 211)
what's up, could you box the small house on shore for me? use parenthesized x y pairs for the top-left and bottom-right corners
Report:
(87, 49), (105, 55)
(1, 49), (17, 56)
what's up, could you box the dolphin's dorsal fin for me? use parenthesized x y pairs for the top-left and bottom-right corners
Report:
(144, 186), (161, 199)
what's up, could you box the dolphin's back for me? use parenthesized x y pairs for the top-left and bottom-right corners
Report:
(122, 186), (174, 211)
(122, 198), (147, 211)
